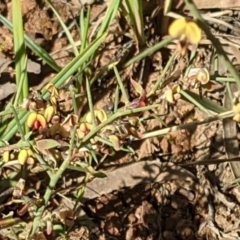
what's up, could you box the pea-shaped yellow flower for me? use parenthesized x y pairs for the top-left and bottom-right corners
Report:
(18, 149), (30, 165)
(44, 105), (55, 122)
(169, 18), (201, 55)
(27, 112), (47, 129)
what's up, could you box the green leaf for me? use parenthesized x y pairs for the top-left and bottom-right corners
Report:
(131, 78), (143, 95)
(121, 0), (145, 46)
(108, 135), (121, 151)
(96, 0), (121, 38)
(12, 0), (28, 104)
(181, 89), (227, 113)
(42, 33), (107, 98)
(36, 139), (61, 154)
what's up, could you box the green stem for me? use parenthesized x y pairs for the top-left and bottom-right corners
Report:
(69, 85), (78, 115)
(10, 105), (25, 141)
(124, 37), (172, 67)
(30, 126), (77, 236)
(113, 66), (129, 105)
(0, 111), (29, 145)
(148, 52), (176, 96)
(86, 78), (96, 127)
(114, 86), (120, 113)
(81, 104), (158, 144)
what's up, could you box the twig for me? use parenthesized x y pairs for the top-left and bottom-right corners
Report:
(141, 110), (234, 140)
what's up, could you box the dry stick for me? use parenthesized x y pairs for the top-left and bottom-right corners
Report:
(183, 0), (240, 89)
(141, 110), (234, 140)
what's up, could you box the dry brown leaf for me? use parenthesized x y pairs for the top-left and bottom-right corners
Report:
(0, 82), (17, 101)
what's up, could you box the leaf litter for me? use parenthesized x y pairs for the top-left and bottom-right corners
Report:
(1, 0), (240, 239)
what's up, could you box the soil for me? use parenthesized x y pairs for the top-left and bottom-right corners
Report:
(1, 0), (240, 240)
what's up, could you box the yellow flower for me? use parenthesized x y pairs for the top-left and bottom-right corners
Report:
(169, 18), (201, 55)
(27, 112), (47, 129)
(233, 103), (240, 115)
(18, 149), (28, 165)
(233, 103), (240, 123)
(76, 122), (92, 139)
(165, 85), (181, 103)
(85, 109), (107, 124)
(45, 83), (59, 107)
(196, 68), (209, 85)
(18, 149), (34, 165)
(2, 151), (10, 162)
(233, 113), (240, 123)
(44, 105), (56, 122)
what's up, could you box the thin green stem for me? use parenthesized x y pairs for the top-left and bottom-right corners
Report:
(81, 104), (158, 144)
(0, 108), (22, 117)
(30, 126), (77, 236)
(10, 105), (25, 141)
(69, 85), (78, 115)
(94, 136), (131, 152)
(113, 66), (129, 105)
(148, 52), (176, 96)
(142, 110), (234, 140)
(216, 77), (235, 82)
(0, 111), (29, 145)
(32, 153), (52, 178)
(124, 37), (172, 67)
(183, 48), (197, 79)
(114, 86), (119, 113)
(86, 78), (96, 127)
(180, 89), (210, 114)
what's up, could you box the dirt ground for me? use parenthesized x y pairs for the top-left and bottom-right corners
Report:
(2, 0), (240, 240)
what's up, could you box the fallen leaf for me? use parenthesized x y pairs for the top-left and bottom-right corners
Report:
(27, 59), (41, 74)
(0, 82), (17, 101)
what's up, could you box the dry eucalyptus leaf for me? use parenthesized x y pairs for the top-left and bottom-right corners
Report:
(0, 56), (12, 75)
(0, 82), (17, 101)
(27, 59), (41, 74)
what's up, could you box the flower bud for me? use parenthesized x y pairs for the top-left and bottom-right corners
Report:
(2, 151), (10, 162)
(233, 113), (240, 123)
(18, 149), (29, 165)
(96, 109), (107, 122)
(44, 105), (55, 122)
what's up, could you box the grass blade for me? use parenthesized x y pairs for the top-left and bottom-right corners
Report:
(0, 14), (60, 72)
(12, 0), (28, 103)
(181, 89), (227, 113)
(121, 0), (145, 46)
(46, 0), (79, 57)
(42, 32), (107, 98)
(124, 37), (172, 67)
(96, 0), (120, 38)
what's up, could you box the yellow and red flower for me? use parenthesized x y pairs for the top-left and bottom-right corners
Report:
(27, 112), (47, 129)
